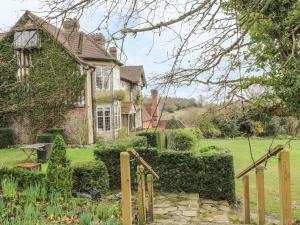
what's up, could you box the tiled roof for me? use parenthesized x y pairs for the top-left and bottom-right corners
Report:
(142, 106), (152, 121)
(121, 102), (136, 114)
(8, 11), (122, 67)
(120, 66), (146, 85)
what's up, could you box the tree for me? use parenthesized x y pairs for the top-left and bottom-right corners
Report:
(46, 135), (73, 197)
(37, 0), (298, 116)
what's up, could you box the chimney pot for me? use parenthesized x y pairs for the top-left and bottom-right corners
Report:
(63, 18), (80, 33)
(109, 47), (117, 59)
(91, 33), (105, 48)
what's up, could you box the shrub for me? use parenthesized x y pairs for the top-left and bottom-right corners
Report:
(36, 133), (56, 143)
(166, 117), (181, 129)
(46, 128), (64, 137)
(46, 135), (73, 197)
(198, 121), (221, 138)
(137, 131), (162, 149)
(0, 128), (14, 148)
(72, 161), (109, 194)
(165, 129), (196, 151)
(0, 168), (45, 190)
(96, 136), (147, 150)
(95, 147), (235, 203)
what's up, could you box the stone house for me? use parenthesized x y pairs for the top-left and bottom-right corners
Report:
(0, 11), (146, 144)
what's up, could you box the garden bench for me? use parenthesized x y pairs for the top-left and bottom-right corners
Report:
(16, 162), (42, 171)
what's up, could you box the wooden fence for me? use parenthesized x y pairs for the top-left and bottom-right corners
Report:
(120, 149), (159, 225)
(236, 145), (292, 225)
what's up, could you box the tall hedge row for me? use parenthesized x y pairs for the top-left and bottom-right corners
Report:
(137, 131), (163, 149)
(94, 147), (236, 203)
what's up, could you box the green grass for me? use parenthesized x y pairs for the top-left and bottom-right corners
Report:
(0, 147), (95, 172)
(197, 138), (300, 218)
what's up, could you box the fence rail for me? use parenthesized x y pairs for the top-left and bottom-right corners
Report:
(120, 148), (159, 225)
(237, 145), (292, 225)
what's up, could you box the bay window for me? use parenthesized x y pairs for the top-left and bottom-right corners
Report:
(97, 104), (121, 131)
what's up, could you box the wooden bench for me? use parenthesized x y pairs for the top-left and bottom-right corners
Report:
(16, 163), (42, 171)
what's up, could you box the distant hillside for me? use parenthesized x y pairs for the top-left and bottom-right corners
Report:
(143, 96), (201, 113)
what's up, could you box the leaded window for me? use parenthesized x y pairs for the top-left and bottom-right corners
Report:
(14, 30), (40, 49)
(95, 66), (113, 90)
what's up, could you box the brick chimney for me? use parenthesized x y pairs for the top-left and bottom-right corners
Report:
(91, 33), (105, 48)
(109, 47), (117, 59)
(63, 18), (80, 33)
(151, 89), (159, 127)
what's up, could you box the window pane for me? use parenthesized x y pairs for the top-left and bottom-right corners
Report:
(104, 108), (111, 131)
(14, 31), (39, 49)
(97, 109), (104, 130)
(96, 67), (103, 89)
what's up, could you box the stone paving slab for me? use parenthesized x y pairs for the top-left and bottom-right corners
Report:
(149, 192), (241, 225)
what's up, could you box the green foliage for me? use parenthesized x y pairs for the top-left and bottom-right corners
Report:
(95, 147), (235, 203)
(46, 128), (64, 137)
(0, 30), (85, 134)
(165, 129), (196, 151)
(1, 178), (17, 198)
(0, 128), (14, 148)
(166, 117), (182, 129)
(95, 90), (126, 103)
(36, 133), (56, 143)
(72, 161), (109, 194)
(137, 130), (162, 149)
(199, 121), (221, 138)
(95, 203), (120, 221)
(46, 135), (72, 197)
(0, 168), (45, 191)
(80, 213), (93, 225)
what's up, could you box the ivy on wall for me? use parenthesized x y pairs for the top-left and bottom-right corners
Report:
(0, 29), (85, 136)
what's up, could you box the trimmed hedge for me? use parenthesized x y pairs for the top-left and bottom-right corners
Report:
(37, 133), (56, 143)
(165, 129), (196, 151)
(94, 147), (236, 203)
(0, 168), (45, 190)
(72, 161), (109, 194)
(0, 161), (109, 195)
(46, 128), (64, 136)
(0, 128), (14, 148)
(137, 131), (163, 149)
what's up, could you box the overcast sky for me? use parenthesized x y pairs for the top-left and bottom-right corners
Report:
(0, 0), (207, 100)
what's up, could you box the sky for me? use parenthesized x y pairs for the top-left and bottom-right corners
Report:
(0, 0), (207, 100)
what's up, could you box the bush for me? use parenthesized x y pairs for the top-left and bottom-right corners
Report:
(166, 117), (181, 129)
(0, 128), (14, 148)
(165, 129), (196, 151)
(198, 121), (221, 138)
(96, 136), (147, 150)
(0, 168), (45, 190)
(95, 147), (235, 203)
(137, 131), (162, 149)
(46, 128), (64, 137)
(36, 133), (56, 143)
(72, 161), (109, 194)
(46, 135), (73, 197)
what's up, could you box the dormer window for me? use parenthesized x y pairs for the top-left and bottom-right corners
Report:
(14, 30), (40, 49)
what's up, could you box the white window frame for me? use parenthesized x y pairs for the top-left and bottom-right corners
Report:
(14, 30), (40, 49)
(97, 103), (121, 132)
(95, 66), (113, 91)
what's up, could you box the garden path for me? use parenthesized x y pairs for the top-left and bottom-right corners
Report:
(149, 192), (241, 225)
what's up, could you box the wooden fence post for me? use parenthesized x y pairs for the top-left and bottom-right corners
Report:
(147, 174), (154, 222)
(120, 152), (132, 225)
(256, 166), (265, 225)
(278, 150), (292, 225)
(137, 165), (146, 225)
(243, 175), (250, 224)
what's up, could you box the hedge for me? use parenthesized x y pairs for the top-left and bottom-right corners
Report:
(37, 133), (56, 143)
(94, 147), (236, 203)
(46, 128), (64, 137)
(0, 128), (14, 148)
(72, 161), (109, 194)
(0, 161), (109, 195)
(137, 131), (163, 149)
(165, 129), (196, 151)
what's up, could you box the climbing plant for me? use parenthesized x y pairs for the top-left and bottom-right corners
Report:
(0, 28), (85, 135)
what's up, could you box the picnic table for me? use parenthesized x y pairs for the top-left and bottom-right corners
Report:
(20, 143), (52, 161)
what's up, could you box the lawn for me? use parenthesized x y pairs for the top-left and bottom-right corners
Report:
(197, 138), (300, 218)
(1, 138), (300, 218)
(0, 147), (95, 172)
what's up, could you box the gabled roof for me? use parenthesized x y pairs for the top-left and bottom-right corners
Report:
(120, 66), (146, 86)
(2, 11), (123, 67)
